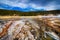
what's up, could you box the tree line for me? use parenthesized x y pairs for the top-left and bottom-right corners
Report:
(0, 9), (60, 16)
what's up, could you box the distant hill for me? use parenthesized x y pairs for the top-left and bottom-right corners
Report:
(0, 9), (60, 16)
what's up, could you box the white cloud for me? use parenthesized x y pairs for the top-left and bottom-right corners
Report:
(0, 0), (60, 11)
(47, 6), (55, 10)
(29, 1), (60, 11)
(19, 0), (29, 3)
(29, 2), (57, 11)
(0, 0), (29, 8)
(29, 3), (44, 10)
(44, 1), (56, 10)
(11, 3), (28, 8)
(44, 5), (56, 11)
(1, 0), (44, 9)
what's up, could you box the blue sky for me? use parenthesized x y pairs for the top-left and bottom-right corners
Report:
(0, 0), (60, 11)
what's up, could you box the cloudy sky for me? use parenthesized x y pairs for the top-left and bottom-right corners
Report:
(0, 0), (60, 11)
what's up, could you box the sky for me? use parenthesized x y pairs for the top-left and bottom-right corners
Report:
(0, 0), (60, 12)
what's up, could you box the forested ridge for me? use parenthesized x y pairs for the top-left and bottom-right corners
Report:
(0, 9), (60, 16)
